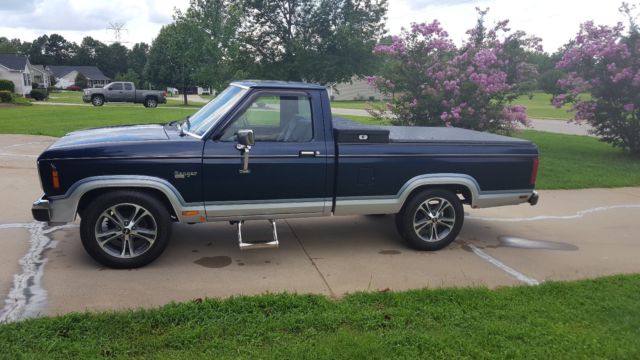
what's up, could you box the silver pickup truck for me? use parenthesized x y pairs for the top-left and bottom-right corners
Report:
(82, 81), (167, 108)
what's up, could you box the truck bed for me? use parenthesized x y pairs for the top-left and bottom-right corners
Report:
(332, 117), (529, 144)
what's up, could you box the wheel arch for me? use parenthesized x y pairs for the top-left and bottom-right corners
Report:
(397, 174), (479, 209)
(144, 95), (158, 103)
(77, 187), (178, 220)
(48, 176), (203, 223)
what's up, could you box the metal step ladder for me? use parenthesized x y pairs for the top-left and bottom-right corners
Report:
(236, 219), (279, 250)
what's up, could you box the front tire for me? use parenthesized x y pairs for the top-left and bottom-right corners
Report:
(91, 95), (104, 106)
(80, 190), (172, 268)
(396, 189), (464, 251)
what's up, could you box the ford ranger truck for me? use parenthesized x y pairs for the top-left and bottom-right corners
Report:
(33, 80), (539, 268)
(82, 81), (167, 108)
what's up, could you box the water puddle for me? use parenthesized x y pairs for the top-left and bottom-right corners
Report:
(497, 236), (578, 251)
(194, 256), (232, 268)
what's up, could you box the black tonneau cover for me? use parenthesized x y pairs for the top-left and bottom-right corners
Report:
(332, 117), (529, 144)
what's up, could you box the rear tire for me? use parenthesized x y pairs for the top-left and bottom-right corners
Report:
(144, 97), (158, 108)
(79, 190), (171, 268)
(396, 189), (464, 251)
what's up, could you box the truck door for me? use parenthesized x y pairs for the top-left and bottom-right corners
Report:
(202, 90), (330, 219)
(106, 82), (124, 101)
(122, 82), (135, 102)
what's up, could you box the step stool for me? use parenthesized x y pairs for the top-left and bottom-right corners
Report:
(236, 219), (279, 250)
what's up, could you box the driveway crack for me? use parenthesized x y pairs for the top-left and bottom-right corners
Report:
(284, 220), (335, 298)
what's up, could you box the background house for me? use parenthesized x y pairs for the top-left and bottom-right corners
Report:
(29, 65), (52, 88)
(47, 65), (111, 89)
(0, 53), (32, 96)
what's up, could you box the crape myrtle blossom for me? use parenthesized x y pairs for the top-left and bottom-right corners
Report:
(553, 2), (640, 157)
(367, 9), (540, 134)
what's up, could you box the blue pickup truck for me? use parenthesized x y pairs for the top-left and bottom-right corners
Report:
(32, 80), (539, 268)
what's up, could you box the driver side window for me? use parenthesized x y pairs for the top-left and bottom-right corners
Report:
(221, 94), (313, 142)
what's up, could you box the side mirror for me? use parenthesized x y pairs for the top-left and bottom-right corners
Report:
(237, 129), (255, 147)
(236, 129), (254, 175)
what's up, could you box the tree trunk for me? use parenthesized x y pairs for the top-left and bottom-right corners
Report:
(182, 87), (188, 106)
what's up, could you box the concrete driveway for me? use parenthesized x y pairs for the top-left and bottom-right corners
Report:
(0, 135), (638, 322)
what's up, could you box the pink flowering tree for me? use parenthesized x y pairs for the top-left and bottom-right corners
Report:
(553, 3), (640, 157)
(368, 8), (541, 134)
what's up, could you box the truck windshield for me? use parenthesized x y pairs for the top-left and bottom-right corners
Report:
(184, 85), (247, 137)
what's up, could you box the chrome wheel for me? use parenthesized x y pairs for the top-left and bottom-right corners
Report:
(146, 98), (157, 107)
(92, 96), (103, 106)
(94, 203), (158, 258)
(412, 197), (456, 242)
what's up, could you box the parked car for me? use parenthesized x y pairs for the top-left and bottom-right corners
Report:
(82, 81), (167, 108)
(33, 80), (539, 268)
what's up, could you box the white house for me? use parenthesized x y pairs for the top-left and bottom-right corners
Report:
(328, 76), (386, 101)
(47, 65), (111, 89)
(0, 53), (32, 96)
(29, 65), (52, 88)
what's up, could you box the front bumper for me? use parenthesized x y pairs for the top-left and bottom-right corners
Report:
(82, 95), (91, 103)
(32, 196), (51, 222)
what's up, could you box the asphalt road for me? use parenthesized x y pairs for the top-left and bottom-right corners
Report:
(0, 135), (638, 322)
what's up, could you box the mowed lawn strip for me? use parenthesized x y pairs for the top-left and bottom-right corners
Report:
(1, 105), (639, 189)
(0, 275), (638, 359)
(0, 105), (195, 137)
(331, 92), (575, 120)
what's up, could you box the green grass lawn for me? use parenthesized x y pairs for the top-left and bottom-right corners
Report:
(0, 274), (638, 359)
(46, 90), (85, 104)
(513, 92), (575, 120)
(331, 92), (575, 120)
(0, 105), (194, 137)
(516, 130), (640, 189)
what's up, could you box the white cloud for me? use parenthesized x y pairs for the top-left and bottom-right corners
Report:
(390, 0), (624, 52)
(0, 0), (189, 46)
(0, 0), (629, 51)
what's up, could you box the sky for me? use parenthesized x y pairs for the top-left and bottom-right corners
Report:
(0, 0), (627, 53)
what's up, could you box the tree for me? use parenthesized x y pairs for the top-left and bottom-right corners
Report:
(0, 37), (18, 53)
(239, 0), (388, 84)
(367, 8), (541, 134)
(74, 37), (107, 66)
(176, 0), (244, 91)
(128, 43), (150, 87)
(75, 72), (88, 89)
(115, 69), (141, 85)
(146, 21), (209, 105)
(26, 34), (77, 65)
(553, 3), (640, 157)
(97, 43), (128, 79)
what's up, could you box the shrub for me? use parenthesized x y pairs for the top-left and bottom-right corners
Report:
(0, 90), (13, 103)
(553, 3), (640, 157)
(66, 85), (82, 91)
(30, 89), (48, 101)
(32, 83), (40, 89)
(74, 72), (88, 89)
(12, 96), (32, 106)
(368, 8), (541, 134)
(0, 79), (14, 92)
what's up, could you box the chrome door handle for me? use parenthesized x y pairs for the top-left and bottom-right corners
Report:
(299, 150), (320, 157)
